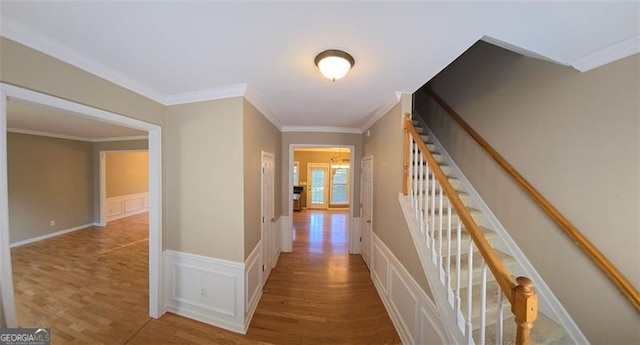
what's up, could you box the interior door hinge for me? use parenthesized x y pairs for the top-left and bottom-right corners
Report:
(262, 216), (265, 223)
(262, 265), (265, 271)
(359, 237), (362, 242)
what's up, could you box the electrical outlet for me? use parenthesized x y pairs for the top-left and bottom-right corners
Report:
(200, 287), (207, 297)
(50, 220), (56, 226)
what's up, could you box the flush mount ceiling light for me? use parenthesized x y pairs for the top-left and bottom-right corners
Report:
(314, 49), (355, 82)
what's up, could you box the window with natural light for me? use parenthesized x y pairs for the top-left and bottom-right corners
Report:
(330, 166), (349, 204)
(293, 161), (299, 185)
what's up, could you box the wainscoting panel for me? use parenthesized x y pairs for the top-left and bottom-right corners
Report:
(245, 242), (262, 324)
(164, 250), (245, 333)
(370, 233), (446, 345)
(106, 192), (148, 222)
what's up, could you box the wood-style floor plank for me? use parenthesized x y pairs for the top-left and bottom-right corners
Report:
(13, 210), (400, 344)
(12, 213), (150, 345)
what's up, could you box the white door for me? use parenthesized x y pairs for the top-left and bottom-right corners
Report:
(261, 152), (275, 286)
(306, 163), (330, 209)
(361, 156), (373, 268)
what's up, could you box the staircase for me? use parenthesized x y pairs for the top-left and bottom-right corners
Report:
(399, 115), (587, 344)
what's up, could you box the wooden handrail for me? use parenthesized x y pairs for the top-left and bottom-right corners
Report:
(425, 88), (640, 313)
(403, 115), (517, 304)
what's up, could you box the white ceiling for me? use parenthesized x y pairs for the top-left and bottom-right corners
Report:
(1, 1), (638, 132)
(7, 100), (147, 141)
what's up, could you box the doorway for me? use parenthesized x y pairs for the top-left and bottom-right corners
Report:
(306, 163), (330, 209)
(0, 83), (163, 326)
(286, 145), (356, 254)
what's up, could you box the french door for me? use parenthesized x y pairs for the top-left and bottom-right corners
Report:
(306, 163), (330, 209)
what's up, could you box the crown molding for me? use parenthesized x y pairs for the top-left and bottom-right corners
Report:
(359, 91), (402, 133)
(8, 128), (147, 143)
(244, 85), (282, 130)
(281, 126), (361, 134)
(8, 128), (91, 142)
(91, 135), (149, 142)
(570, 35), (640, 73)
(0, 19), (167, 104)
(164, 84), (248, 105)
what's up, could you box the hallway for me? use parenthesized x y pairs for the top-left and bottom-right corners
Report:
(131, 210), (400, 344)
(12, 210), (399, 344)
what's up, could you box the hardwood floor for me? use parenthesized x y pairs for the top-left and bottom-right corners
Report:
(12, 213), (150, 344)
(12, 210), (400, 344)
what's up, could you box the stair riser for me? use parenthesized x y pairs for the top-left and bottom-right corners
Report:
(414, 178), (465, 192)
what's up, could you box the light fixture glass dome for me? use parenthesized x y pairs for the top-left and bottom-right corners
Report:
(314, 50), (355, 82)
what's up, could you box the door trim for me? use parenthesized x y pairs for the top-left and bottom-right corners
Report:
(286, 144), (356, 254)
(360, 155), (373, 268)
(0, 83), (164, 325)
(260, 151), (275, 286)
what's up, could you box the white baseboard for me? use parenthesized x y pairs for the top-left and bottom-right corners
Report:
(10, 222), (95, 248)
(245, 241), (262, 333)
(105, 192), (148, 222)
(370, 232), (447, 345)
(164, 250), (246, 334)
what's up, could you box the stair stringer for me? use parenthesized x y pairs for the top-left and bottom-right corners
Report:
(419, 120), (589, 345)
(398, 194), (467, 344)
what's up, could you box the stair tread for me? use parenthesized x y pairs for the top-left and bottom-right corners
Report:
(460, 279), (510, 330)
(449, 250), (516, 277)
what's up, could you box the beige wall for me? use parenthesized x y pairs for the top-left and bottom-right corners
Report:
(0, 38), (165, 126)
(293, 150), (351, 208)
(165, 98), (245, 262)
(92, 140), (148, 220)
(106, 151), (149, 198)
(8, 133), (94, 243)
(421, 41), (639, 344)
(242, 99), (282, 259)
(281, 132), (362, 217)
(362, 100), (430, 294)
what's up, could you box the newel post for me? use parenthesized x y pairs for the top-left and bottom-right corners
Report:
(512, 276), (538, 345)
(402, 114), (410, 196)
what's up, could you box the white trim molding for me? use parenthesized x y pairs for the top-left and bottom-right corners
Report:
(164, 84), (247, 106)
(570, 35), (640, 72)
(9, 223), (95, 248)
(105, 192), (149, 222)
(7, 128), (148, 143)
(165, 245), (265, 335)
(0, 82), (164, 323)
(281, 126), (361, 134)
(0, 18), (166, 104)
(360, 91), (402, 133)
(165, 250), (247, 333)
(370, 232), (447, 345)
(244, 242), (262, 332)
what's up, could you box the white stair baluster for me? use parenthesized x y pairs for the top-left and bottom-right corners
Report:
(430, 175), (437, 263)
(480, 262), (488, 345)
(418, 153), (424, 230)
(446, 197), (452, 298)
(424, 163), (431, 247)
(456, 218), (464, 332)
(496, 286), (504, 345)
(438, 181), (444, 282)
(466, 240), (474, 343)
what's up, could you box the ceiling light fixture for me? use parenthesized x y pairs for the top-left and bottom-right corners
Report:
(314, 49), (355, 82)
